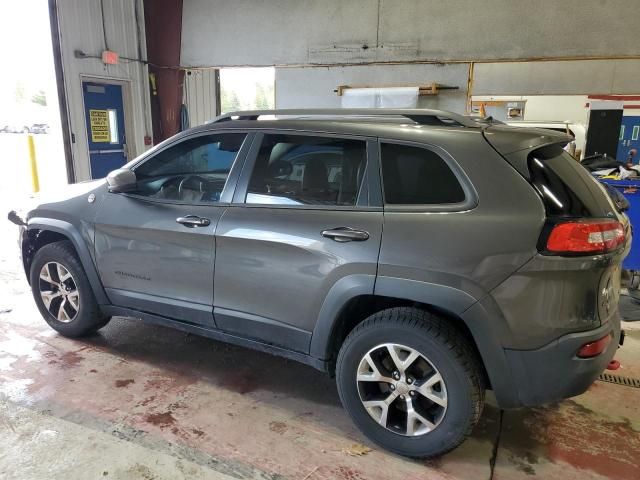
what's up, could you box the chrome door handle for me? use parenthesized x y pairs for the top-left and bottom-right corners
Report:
(176, 215), (211, 228)
(321, 227), (370, 242)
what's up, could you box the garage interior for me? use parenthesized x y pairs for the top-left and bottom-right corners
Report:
(1, 0), (640, 479)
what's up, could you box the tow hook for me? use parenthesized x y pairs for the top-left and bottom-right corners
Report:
(607, 329), (626, 370)
(8, 210), (26, 226)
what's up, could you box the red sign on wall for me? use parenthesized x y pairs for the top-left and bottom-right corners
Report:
(101, 50), (119, 65)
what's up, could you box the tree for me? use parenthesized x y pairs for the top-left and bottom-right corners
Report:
(254, 83), (274, 110)
(14, 82), (26, 104)
(221, 89), (241, 114)
(31, 90), (47, 106)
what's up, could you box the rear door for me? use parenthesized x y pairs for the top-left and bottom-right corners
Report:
(213, 132), (383, 352)
(94, 131), (251, 326)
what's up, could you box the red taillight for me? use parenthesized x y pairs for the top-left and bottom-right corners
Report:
(546, 220), (625, 254)
(576, 334), (612, 358)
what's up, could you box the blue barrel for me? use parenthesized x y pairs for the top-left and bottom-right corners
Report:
(599, 178), (640, 270)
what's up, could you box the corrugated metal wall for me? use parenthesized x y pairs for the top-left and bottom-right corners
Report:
(56, 0), (152, 181)
(183, 69), (218, 126)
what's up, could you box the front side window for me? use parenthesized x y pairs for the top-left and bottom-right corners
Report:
(246, 134), (367, 206)
(381, 143), (465, 205)
(133, 133), (246, 203)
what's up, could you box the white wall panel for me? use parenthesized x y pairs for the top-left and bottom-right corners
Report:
(275, 64), (469, 112)
(56, 0), (152, 181)
(473, 60), (640, 96)
(184, 69), (218, 126)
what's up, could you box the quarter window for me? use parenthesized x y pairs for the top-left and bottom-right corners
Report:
(246, 135), (367, 206)
(380, 143), (465, 205)
(133, 133), (246, 203)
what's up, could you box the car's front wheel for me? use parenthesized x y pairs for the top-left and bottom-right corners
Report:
(30, 241), (111, 337)
(336, 307), (485, 458)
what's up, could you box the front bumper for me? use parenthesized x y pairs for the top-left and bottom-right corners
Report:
(503, 314), (621, 407)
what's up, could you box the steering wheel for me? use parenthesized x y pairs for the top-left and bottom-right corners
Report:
(178, 175), (208, 196)
(159, 176), (181, 194)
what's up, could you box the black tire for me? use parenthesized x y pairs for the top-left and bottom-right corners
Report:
(336, 307), (484, 458)
(30, 240), (110, 337)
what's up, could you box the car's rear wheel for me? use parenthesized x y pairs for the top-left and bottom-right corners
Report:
(336, 307), (484, 458)
(30, 241), (111, 337)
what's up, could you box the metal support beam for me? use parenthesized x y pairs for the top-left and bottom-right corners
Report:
(143, 0), (184, 142)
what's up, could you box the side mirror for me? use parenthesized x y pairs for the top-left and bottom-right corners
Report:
(106, 168), (137, 193)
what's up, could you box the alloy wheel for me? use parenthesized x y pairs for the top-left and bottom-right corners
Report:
(38, 262), (79, 323)
(356, 343), (448, 436)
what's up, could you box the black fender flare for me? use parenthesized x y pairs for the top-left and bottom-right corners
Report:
(376, 277), (518, 407)
(309, 274), (376, 359)
(375, 276), (478, 313)
(375, 276), (519, 407)
(461, 296), (521, 408)
(309, 274), (519, 408)
(27, 217), (109, 305)
(310, 274), (479, 360)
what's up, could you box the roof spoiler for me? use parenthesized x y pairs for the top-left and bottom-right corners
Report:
(483, 125), (572, 156)
(483, 125), (573, 178)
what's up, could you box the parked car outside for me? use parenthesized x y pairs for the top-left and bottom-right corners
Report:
(29, 123), (50, 134)
(9, 109), (626, 458)
(0, 121), (30, 133)
(0, 122), (49, 134)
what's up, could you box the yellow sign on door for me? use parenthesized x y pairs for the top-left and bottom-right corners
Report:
(89, 109), (110, 143)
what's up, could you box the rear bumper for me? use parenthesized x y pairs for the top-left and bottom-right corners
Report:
(503, 314), (621, 407)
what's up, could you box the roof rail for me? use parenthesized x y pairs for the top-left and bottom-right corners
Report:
(212, 108), (480, 128)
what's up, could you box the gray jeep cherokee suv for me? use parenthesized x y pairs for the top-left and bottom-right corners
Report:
(11, 109), (627, 458)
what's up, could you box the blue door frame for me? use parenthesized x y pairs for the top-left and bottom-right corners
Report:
(617, 115), (640, 162)
(82, 81), (128, 179)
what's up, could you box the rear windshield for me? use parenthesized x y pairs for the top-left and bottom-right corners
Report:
(528, 144), (616, 218)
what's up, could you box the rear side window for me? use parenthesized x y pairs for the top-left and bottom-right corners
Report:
(246, 134), (367, 206)
(528, 145), (616, 217)
(380, 143), (465, 205)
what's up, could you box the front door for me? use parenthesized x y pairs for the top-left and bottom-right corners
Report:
(83, 81), (128, 178)
(213, 132), (383, 353)
(94, 131), (250, 326)
(617, 116), (640, 161)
